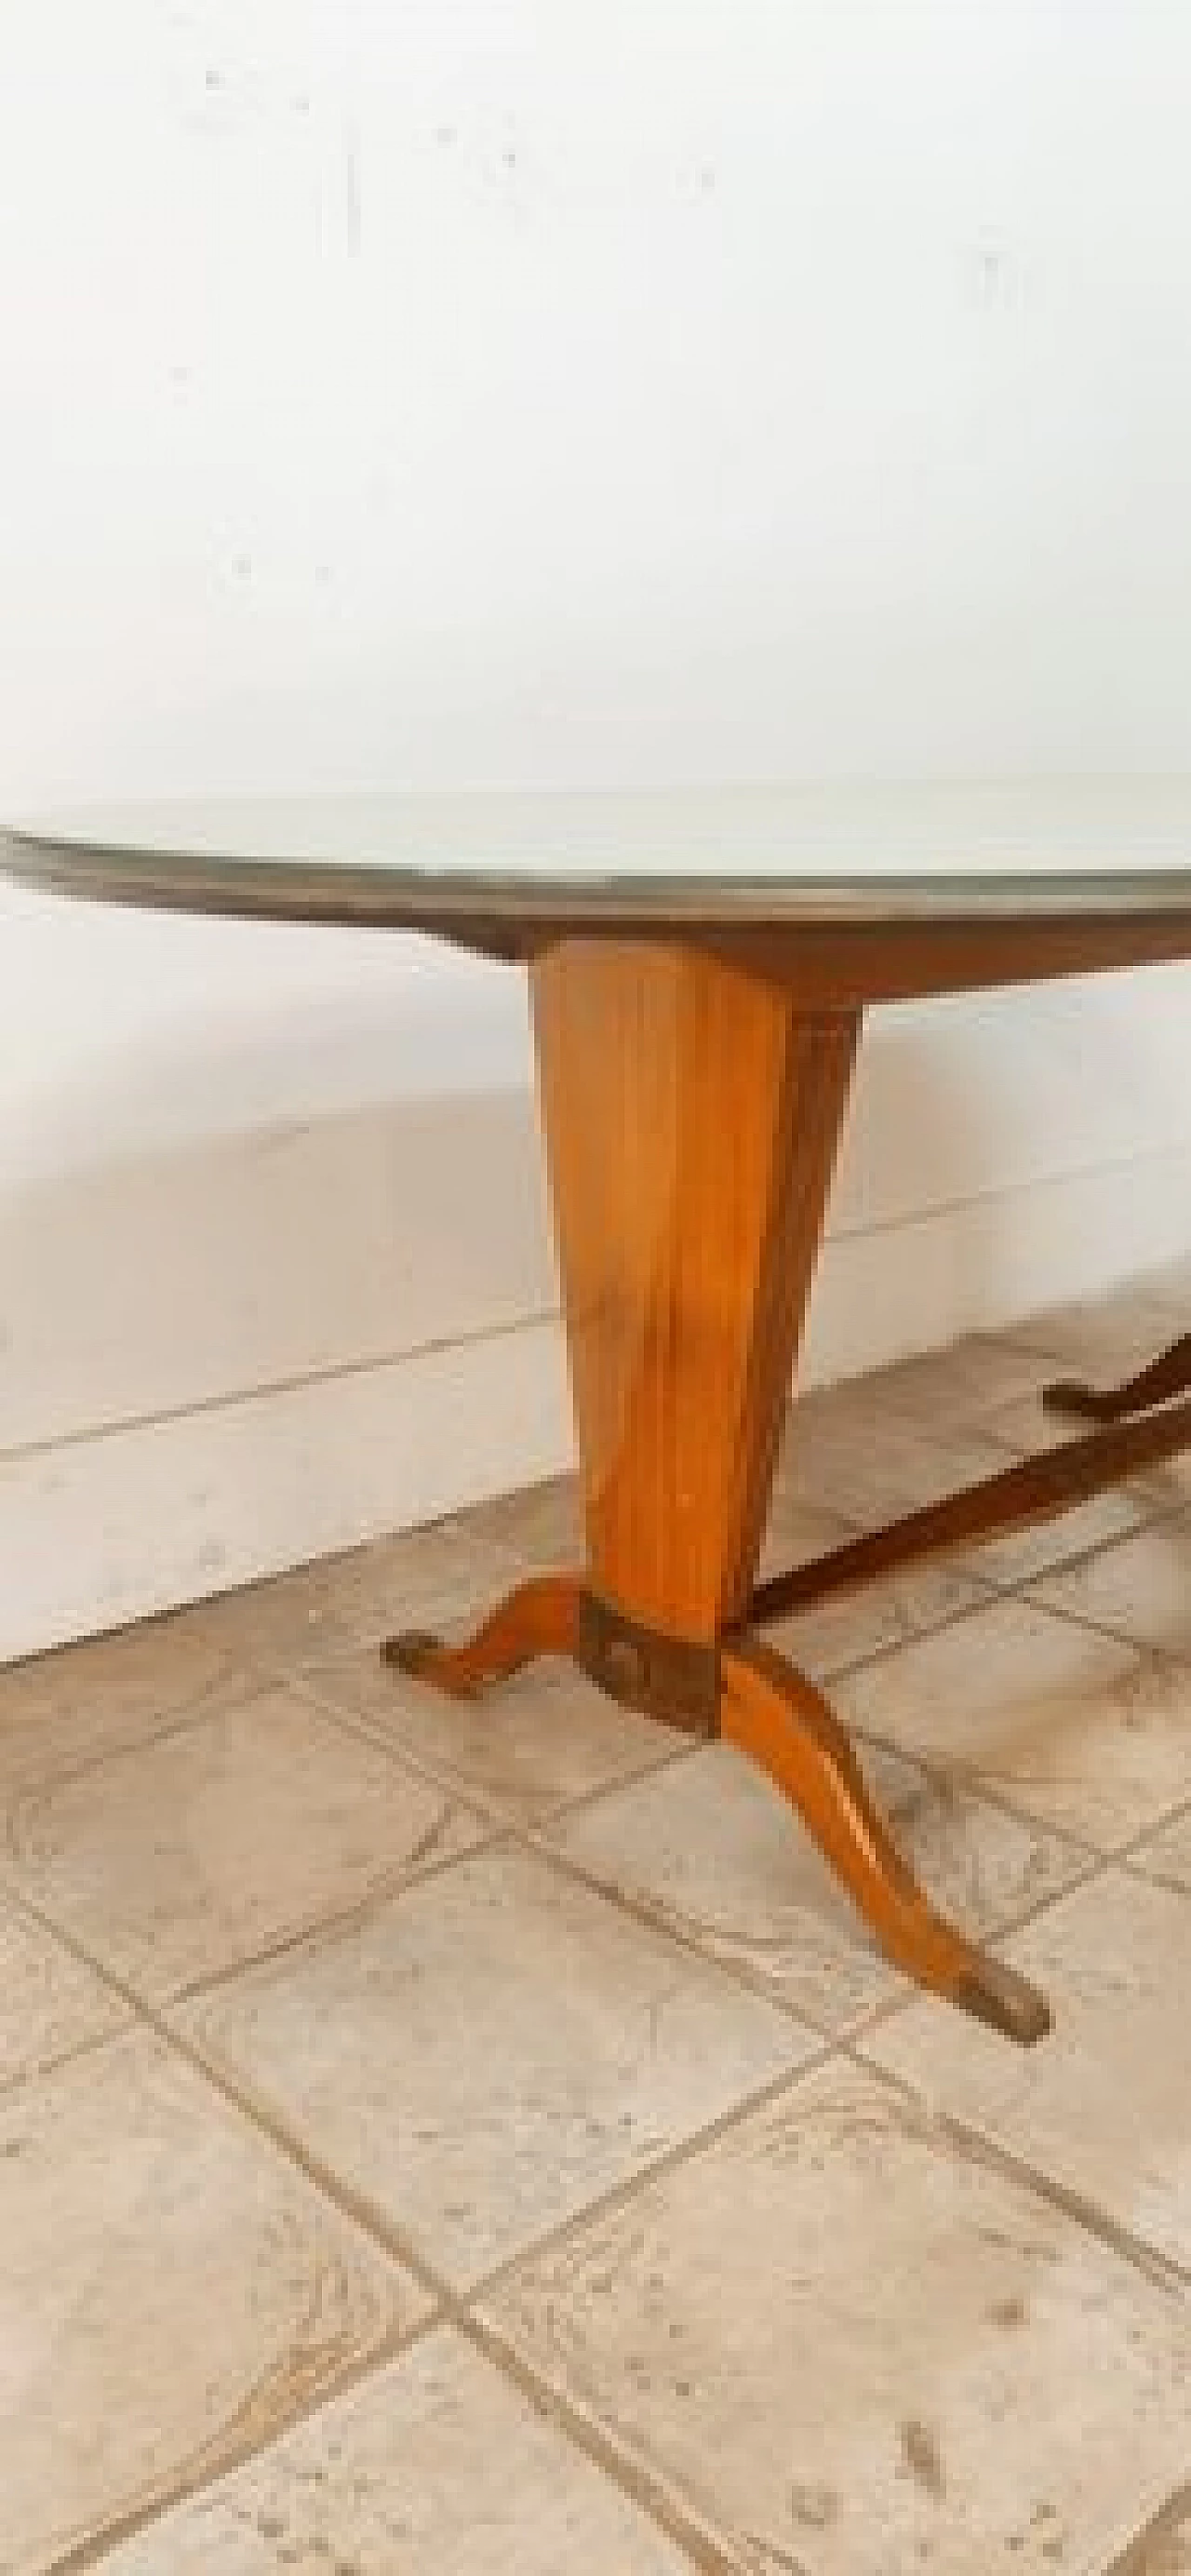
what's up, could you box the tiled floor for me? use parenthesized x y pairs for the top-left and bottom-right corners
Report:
(2, 1280), (1189, 2572)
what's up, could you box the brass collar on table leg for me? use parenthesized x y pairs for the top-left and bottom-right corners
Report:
(576, 1590), (721, 1737)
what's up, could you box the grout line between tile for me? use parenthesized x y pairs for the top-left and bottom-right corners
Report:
(1120, 1854), (1191, 1904)
(767, 1578), (1002, 1690)
(844, 2041), (1190, 2299)
(463, 2309), (737, 2576)
(0, 1723), (508, 2024)
(464, 2051), (840, 2319)
(938, 2109), (1191, 2297)
(292, 1657), (701, 1837)
(766, 1544), (1146, 1697)
(1104, 1787), (1191, 1870)
(519, 1817), (846, 2053)
(524, 1733), (704, 1831)
(965, 1488), (1179, 1588)
(0, 1879), (454, 2306)
(0, 2011), (136, 2111)
(844, 1714), (1112, 1866)
(0, 1676), (265, 1805)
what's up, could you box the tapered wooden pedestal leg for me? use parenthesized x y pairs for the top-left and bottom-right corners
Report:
(382, 936), (1050, 2043)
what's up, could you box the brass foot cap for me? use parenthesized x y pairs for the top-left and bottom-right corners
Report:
(381, 1630), (438, 1677)
(953, 1956), (1052, 2046)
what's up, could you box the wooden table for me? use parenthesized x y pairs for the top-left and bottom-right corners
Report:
(7, 786), (1191, 2045)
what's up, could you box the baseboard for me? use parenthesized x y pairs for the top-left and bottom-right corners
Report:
(802, 1141), (1191, 1390)
(3, 1141), (1188, 1667)
(0, 1318), (572, 1667)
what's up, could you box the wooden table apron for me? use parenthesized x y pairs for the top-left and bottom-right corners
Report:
(7, 830), (1191, 2044)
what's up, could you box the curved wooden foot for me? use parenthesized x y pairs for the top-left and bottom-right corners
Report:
(719, 1639), (1051, 2044)
(381, 1572), (582, 1699)
(1044, 1330), (1191, 1426)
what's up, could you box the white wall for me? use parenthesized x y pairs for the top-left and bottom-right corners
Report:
(2, 4), (1190, 1657)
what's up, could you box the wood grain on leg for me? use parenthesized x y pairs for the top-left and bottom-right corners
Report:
(531, 939), (859, 1640)
(719, 1639), (1051, 2043)
(381, 944), (857, 1715)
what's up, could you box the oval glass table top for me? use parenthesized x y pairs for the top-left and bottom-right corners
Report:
(7, 785), (1191, 945)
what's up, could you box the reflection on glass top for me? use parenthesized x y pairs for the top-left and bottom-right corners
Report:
(6, 785), (1191, 925)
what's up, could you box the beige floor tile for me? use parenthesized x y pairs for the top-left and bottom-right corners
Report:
(981, 1386), (1188, 1526)
(181, 1841), (811, 2292)
(484, 2056), (1191, 2575)
(766, 1559), (988, 1683)
(304, 1652), (676, 1826)
(0, 2026), (424, 2576)
(544, 1739), (1084, 2040)
(472, 1472), (587, 1575)
(1003, 1286), (1184, 1384)
(960, 1483), (1157, 1593)
(1136, 1254), (1191, 1321)
(4, 1684), (484, 2004)
(183, 1519), (515, 1676)
(819, 1329), (1068, 1432)
(1130, 1804), (1191, 1898)
(0, 1617), (247, 1793)
(100, 2327), (698, 2574)
(756, 1491), (858, 1586)
(866, 1868), (1191, 2274)
(771, 1407), (1010, 1528)
(1032, 1515), (1191, 1659)
(0, 1889), (126, 2090)
(836, 1594), (1191, 1853)
(770, 1372), (977, 1481)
